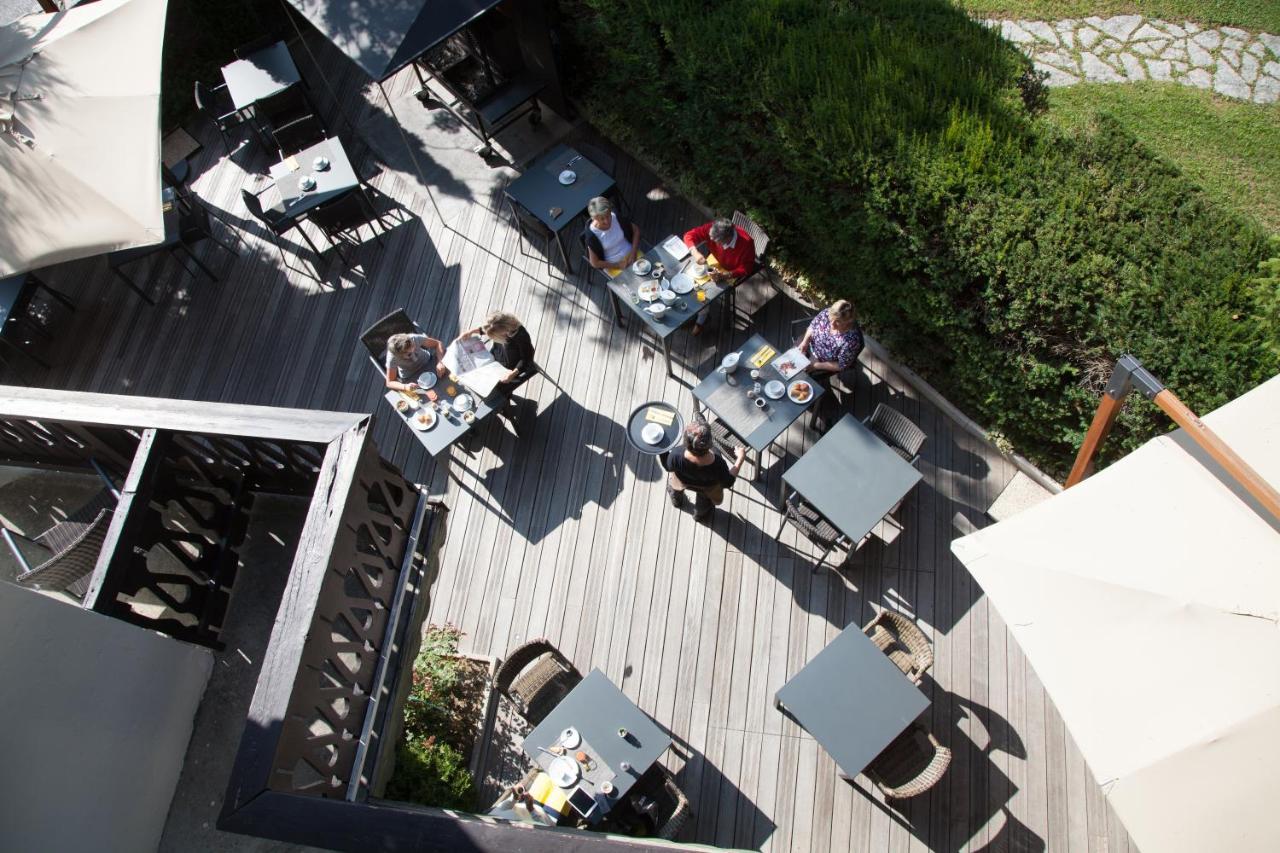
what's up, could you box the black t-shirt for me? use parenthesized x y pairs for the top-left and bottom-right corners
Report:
(666, 451), (735, 491)
(491, 326), (535, 381)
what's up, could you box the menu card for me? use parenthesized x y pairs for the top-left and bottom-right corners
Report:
(443, 336), (507, 398)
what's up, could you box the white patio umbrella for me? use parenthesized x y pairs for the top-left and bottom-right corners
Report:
(0, 0), (168, 276)
(952, 374), (1280, 853)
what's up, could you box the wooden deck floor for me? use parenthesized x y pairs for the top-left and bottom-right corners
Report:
(5, 35), (1133, 853)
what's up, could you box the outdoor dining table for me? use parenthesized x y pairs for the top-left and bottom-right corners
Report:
(691, 331), (824, 471)
(605, 236), (730, 377)
(781, 413), (922, 546)
(267, 136), (360, 222)
(382, 371), (499, 458)
(775, 620), (929, 780)
(220, 40), (302, 110)
(522, 669), (673, 823)
(502, 143), (614, 272)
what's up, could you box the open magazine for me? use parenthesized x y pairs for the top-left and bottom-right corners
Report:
(442, 336), (509, 398)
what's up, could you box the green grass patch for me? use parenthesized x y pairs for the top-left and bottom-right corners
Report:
(955, 0), (1280, 34)
(1046, 83), (1280, 233)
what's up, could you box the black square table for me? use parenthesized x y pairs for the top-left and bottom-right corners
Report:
(781, 413), (922, 545)
(221, 41), (301, 110)
(604, 237), (730, 378)
(503, 143), (614, 271)
(523, 669), (672, 814)
(383, 374), (499, 459)
(268, 137), (360, 221)
(775, 621), (929, 779)
(692, 332), (824, 464)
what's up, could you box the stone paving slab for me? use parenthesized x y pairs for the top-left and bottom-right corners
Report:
(984, 16), (1280, 103)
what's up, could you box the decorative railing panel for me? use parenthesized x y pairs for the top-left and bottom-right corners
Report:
(0, 417), (138, 472)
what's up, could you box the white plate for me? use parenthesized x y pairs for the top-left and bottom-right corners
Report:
(669, 272), (694, 294)
(641, 423), (665, 445)
(559, 727), (581, 749)
(632, 258), (652, 275)
(637, 281), (660, 302)
(549, 755), (580, 788)
(452, 393), (474, 412)
(788, 380), (815, 405)
(658, 289), (676, 303)
(558, 169), (577, 185)
(410, 409), (436, 431)
(415, 371), (438, 390)
(765, 380), (786, 400)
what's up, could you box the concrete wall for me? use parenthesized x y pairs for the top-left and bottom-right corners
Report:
(0, 584), (212, 853)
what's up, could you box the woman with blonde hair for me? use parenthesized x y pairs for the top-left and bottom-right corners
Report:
(797, 299), (865, 430)
(455, 311), (537, 396)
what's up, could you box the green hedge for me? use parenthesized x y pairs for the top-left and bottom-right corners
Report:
(561, 0), (1278, 474)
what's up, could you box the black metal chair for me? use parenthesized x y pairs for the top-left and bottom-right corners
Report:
(241, 187), (323, 268)
(493, 637), (583, 727)
(257, 85), (322, 135)
(193, 80), (256, 155)
(358, 309), (418, 378)
(271, 114), (327, 159)
(2, 460), (120, 599)
(308, 191), (384, 267)
(776, 490), (864, 573)
(507, 198), (562, 277)
(574, 142), (628, 215)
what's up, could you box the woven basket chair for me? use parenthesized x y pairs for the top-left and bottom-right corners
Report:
(865, 403), (926, 467)
(6, 488), (117, 598)
(864, 722), (952, 799)
(493, 638), (583, 726)
(863, 609), (933, 684)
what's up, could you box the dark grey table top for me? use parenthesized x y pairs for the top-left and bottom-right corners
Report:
(782, 413), (922, 543)
(523, 669), (672, 808)
(221, 41), (301, 110)
(606, 238), (729, 340)
(268, 137), (358, 221)
(692, 332), (824, 453)
(775, 621), (929, 777)
(504, 143), (615, 234)
(625, 401), (684, 455)
(382, 369), (497, 458)
(0, 273), (28, 328)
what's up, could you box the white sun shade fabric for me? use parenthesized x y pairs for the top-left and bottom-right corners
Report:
(0, 0), (168, 276)
(952, 373), (1280, 853)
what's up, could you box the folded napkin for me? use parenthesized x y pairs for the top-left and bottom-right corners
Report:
(645, 407), (676, 425)
(750, 346), (777, 368)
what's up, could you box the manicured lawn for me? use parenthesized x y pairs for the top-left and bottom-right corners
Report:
(1045, 82), (1280, 233)
(956, 0), (1280, 33)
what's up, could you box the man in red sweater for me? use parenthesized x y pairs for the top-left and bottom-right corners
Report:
(682, 218), (757, 334)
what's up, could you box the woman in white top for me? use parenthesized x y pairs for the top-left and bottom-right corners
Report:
(583, 196), (641, 271)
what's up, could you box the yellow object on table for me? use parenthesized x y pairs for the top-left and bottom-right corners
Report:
(284, 155), (299, 172)
(529, 772), (569, 818)
(645, 407), (676, 425)
(750, 345), (777, 368)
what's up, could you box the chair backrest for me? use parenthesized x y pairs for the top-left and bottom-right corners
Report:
(272, 114), (325, 158)
(310, 192), (368, 236)
(866, 403), (926, 466)
(240, 187), (276, 229)
(493, 637), (582, 726)
(650, 766), (692, 841)
(732, 210), (770, 259)
(16, 508), (112, 593)
(358, 309), (418, 373)
(258, 85), (310, 127)
(193, 80), (214, 117)
(865, 722), (952, 798)
(863, 609), (933, 684)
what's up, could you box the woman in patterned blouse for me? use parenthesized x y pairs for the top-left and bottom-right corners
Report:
(799, 299), (864, 376)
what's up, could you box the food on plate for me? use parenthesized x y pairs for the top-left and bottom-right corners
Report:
(416, 412), (432, 425)
(790, 381), (812, 402)
(395, 399), (410, 413)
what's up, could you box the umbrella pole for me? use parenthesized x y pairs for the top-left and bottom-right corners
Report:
(1067, 355), (1280, 524)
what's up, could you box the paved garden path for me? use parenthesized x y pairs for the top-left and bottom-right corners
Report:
(983, 15), (1280, 103)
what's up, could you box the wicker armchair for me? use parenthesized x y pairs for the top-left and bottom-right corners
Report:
(494, 638), (583, 726)
(776, 491), (865, 573)
(627, 764), (693, 840)
(864, 403), (926, 468)
(3, 486), (117, 598)
(863, 609), (933, 684)
(863, 722), (951, 799)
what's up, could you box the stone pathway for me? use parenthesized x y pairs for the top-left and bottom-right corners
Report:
(983, 15), (1280, 104)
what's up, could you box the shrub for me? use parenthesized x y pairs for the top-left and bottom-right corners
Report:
(560, 0), (1279, 474)
(401, 623), (465, 743)
(383, 736), (477, 811)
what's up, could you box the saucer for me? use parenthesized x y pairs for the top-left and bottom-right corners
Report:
(558, 169), (577, 185)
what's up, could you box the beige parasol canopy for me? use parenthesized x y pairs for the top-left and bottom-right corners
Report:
(952, 374), (1280, 853)
(0, 0), (168, 276)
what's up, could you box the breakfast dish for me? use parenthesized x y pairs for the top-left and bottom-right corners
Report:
(788, 380), (813, 404)
(411, 409), (437, 431)
(765, 380), (786, 400)
(633, 258), (652, 275)
(415, 371), (438, 390)
(637, 280), (660, 301)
